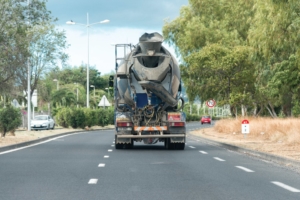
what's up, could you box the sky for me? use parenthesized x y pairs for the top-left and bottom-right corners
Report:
(46, 0), (189, 75)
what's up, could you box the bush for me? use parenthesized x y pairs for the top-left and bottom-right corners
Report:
(69, 108), (86, 129)
(56, 107), (71, 128)
(186, 113), (201, 122)
(0, 106), (22, 137)
(55, 107), (114, 129)
(83, 108), (96, 127)
(95, 108), (109, 127)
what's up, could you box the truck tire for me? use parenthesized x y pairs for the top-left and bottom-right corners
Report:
(175, 143), (185, 150)
(165, 138), (175, 150)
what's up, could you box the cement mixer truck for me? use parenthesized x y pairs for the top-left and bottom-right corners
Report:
(110, 32), (186, 150)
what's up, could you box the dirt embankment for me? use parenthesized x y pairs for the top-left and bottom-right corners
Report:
(191, 117), (300, 161)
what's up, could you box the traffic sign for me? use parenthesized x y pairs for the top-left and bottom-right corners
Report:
(206, 99), (216, 108)
(241, 119), (250, 134)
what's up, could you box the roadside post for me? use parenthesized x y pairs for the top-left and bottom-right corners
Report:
(206, 99), (216, 117)
(241, 119), (250, 138)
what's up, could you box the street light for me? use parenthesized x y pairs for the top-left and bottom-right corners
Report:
(90, 85), (95, 99)
(105, 87), (109, 96)
(74, 83), (79, 108)
(66, 14), (109, 108)
(53, 79), (59, 90)
(27, 0), (31, 131)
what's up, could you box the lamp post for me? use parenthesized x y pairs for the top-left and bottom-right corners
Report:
(27, 0), (31, 131)
(53, 79), (59, 90)
(90, 85), (95, 99)
(66, 14), (109, 108)
(74, 83), (79, 108)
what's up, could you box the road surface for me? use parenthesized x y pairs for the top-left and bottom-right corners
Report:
(0, 122), (299, 200)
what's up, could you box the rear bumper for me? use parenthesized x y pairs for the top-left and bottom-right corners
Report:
(31, 125), (48, 130)
(117, 134), (185, 138)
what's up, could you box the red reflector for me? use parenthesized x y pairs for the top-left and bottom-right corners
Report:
(117, 122), (132, 127)
(170, 122), (185, 127)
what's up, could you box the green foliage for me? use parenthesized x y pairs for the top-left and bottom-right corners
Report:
(0, 106), (22, 137)
(55, 107), (114, 128)
(83, 108), (96, 128)
(95, 109), (109, 127)
(186, 113), (201, 122)
(55, 107), (71, 128)
(163, 0), (300, 117)
(69, 108), (86, 129)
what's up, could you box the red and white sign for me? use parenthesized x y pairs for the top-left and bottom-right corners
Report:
(241, 119), (250, 134)
(206, 99), (216, 108)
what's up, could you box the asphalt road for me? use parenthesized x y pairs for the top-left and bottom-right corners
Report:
(0, 122), (299, 200)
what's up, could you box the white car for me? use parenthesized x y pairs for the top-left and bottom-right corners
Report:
(31, 115), (55, 131)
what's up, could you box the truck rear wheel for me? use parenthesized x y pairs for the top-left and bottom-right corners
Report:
(125, 140), (134, 149)
(175, 143), (185, 150)
(165, 138), (175, 150)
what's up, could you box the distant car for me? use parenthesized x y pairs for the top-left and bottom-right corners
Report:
(200, 116), (211, 125)
(31, 115), (55, 131)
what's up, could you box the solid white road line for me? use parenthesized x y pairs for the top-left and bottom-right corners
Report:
(98, 163), (105, 167)
(0, 132), (84, 155)
(108, 149), (113, 152)
(214, 157), (225, 162)
(271, 181), (300, 192)
(235, 166), (255, 172)
(199, 151), (208, 154)
(104, 155), (109, 158)
(88, 179), (98, 184)
(189, 146), (195, 149)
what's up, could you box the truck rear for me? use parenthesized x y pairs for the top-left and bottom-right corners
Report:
(110, 32), (186, 150)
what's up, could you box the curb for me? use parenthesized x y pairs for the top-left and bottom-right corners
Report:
(188, 133), (300, 169)
(0, 128), (113, 153)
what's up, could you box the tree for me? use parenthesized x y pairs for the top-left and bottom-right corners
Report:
(16, 23), (68, 104)
(163, 0), (255, 115)
(248, 0), (300, 117)
(51, 88), (76, 108)
(0, 0), (28, 93)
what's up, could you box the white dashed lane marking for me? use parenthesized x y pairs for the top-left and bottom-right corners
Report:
(88, 179), (98, 184)
(108, 149), (113, 152)
(104, 155), (109, 158)
(271, 182), (300, 192)
(235, 166), (254, 172)
(189, 146), (195, 149)
(111, 145), (114, 147)
(98, 163), (105, 167)
(214, 157), (225, 162)
(199, 151), (208, 154)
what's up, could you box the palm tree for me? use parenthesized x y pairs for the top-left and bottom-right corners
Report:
(51, 88), (76, 108)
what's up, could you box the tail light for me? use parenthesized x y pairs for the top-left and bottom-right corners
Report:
(169, 122), (185, 127)
(117, 122), (133, 127)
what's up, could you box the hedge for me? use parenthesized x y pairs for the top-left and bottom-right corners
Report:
(55, 107), (114, 128)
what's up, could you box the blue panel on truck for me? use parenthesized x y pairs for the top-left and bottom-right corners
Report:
(136, 93), (148, 108)
(151, 93), (161, 105)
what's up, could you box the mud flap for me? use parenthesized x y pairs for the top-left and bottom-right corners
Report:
(170, 137), (185, 143)
(116, 137), (132, 144)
